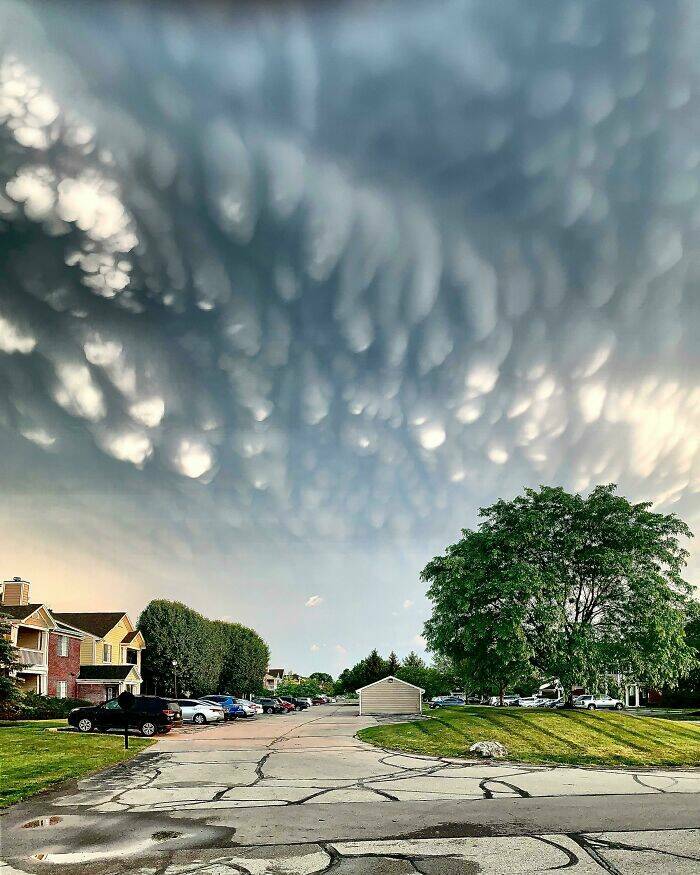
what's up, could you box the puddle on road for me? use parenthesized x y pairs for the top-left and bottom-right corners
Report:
(22, 816), (63, 829)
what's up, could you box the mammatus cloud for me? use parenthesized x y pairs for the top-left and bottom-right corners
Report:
(305, 596), (323, 608)
(1, 0), (699, 670)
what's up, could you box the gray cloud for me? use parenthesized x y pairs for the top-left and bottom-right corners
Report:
(1, 0), (699, 669)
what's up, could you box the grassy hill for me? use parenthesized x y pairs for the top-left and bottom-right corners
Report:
(358, 706), (700, 768)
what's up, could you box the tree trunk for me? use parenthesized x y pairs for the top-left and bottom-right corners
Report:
(499, 684), (504, 706)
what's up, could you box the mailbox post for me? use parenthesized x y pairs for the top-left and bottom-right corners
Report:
(117, 690), (136, 749)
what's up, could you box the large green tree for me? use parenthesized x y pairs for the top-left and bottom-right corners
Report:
(423, 485), (697, 703)
(139, 600), (269, 697)
(308, 672), (334, 692)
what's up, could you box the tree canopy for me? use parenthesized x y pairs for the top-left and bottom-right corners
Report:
(308, 672), (334, 691)
(139, 600), (269, 697)
(334, 649), (454, 698)
(423, 484), (697, 701)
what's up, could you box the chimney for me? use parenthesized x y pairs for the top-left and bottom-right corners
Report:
(1, 577), (30, 606)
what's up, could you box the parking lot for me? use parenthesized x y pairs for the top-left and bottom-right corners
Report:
(3, 704), (700, 873)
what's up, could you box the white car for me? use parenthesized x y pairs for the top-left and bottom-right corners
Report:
(233, 698), (262, 716)
(488, 695), (520, 706)
(574, 694), (624, 711)
(516, 696), (547, 708)
(177, 698), (225, 724)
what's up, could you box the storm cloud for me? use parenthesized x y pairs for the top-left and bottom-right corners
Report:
(1, 0), (699, 669)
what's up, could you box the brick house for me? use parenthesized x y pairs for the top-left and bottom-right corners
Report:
(53, 612), (145, 703)
(1, 578), (144, 702)
(1, 578), (82, 698)
(47, 625), (83, 699)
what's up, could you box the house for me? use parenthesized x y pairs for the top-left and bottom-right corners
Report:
(357, 675), (424, 716)
(1, 578), (82, 697)
(263, 668), (285, 692)
(53, 612), (145, 703)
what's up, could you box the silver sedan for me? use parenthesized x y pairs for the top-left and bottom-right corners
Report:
(176, 698), (226, 724)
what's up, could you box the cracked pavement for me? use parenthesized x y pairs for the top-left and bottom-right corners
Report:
(2, 705), (699, 873)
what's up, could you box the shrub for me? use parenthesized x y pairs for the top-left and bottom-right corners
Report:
(17, 693), (90, 720)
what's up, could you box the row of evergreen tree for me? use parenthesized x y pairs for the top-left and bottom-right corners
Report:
(334, 649), (456, 699)
(138, 600), (269, 697)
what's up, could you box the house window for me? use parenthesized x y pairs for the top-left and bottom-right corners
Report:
(103, 643), (112, 662)
(57, 635), (69, 657)
(56, 681), (67, 699)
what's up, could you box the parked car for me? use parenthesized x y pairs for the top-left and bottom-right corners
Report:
(232, 697), (262, 717)
(253, 697), (285, 714)
(488, 694), (520, 706)
(279, 696), (310, 710)
(540, 697), (566, 709)
(429, 696), (466, 709)
(176, 699), (226, 725)
(574, 694), (624, 711)
(176, 698), (225, 724)
(312, 696), (327, 705)
(515, 696), (547, 708)
(68, 696), (182, 737)
(275, 698), (295, 712)
(201, 695), (246, 720)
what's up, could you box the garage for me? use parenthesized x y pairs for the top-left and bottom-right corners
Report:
(357, 675), (423, 716)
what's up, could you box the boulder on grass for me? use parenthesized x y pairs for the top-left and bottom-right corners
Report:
(469, 740), (508, 759)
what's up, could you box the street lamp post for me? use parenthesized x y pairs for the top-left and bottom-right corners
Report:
(172, 659), (178, 699)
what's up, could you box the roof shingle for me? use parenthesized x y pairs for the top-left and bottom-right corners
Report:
(53, 612), (126, 639)
(0, 604), (45, 621)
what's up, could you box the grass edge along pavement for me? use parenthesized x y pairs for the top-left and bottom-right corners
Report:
(0, 720), (154, 808)
(357, 706), (700, 768)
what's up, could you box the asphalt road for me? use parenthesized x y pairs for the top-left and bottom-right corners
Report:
(2, 705), (699, 873)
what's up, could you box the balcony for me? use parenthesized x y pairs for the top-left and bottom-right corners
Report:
(17, 648), (46, 669)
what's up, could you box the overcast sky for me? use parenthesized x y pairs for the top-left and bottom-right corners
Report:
(1, 0), (699, 675)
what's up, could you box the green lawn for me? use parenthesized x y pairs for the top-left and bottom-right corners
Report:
(358, 706), (700, 768)
(0, 721), (154, 808)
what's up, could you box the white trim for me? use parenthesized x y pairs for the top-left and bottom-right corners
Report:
(77, 667), (141, 684)
(76, 678), (127, 685)
(52, 623), (85, 640)
(355, 675), (425, 693)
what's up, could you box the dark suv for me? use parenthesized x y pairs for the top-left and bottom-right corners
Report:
(253, 697), (284, 714)
(68, 696), (182, 737)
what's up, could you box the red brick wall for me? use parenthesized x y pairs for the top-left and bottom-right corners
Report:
(47, 631), (81, 698)
(77, 683), (109, 704)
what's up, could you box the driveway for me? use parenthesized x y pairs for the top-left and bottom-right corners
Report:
(2, 705), (700, 873)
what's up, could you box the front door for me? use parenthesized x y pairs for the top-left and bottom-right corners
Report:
(105, 685), (119, 701)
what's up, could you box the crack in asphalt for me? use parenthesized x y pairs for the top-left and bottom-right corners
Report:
(568, 833), (624, 875)
(582, 833), (700, 863)
(6, 707), (700, 874)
